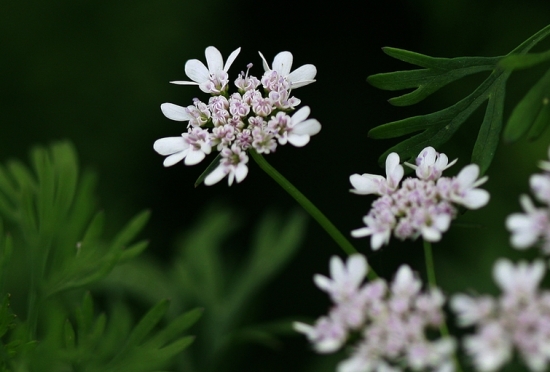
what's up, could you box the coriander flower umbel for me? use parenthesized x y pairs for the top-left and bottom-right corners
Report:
(294, 254), (456, 371)
(351, 147), (489, 250)
(154, 46), (320, 186)
(506, 145), (550, 254)
(451, 259), (550, 372)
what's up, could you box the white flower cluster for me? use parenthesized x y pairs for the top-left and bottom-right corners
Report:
(506, 147), (550, 253)
(350, 147), (490, 250)
(451, 259), (550, 372)
(294, 254), (456, 372)
(153, 46), (320, 186)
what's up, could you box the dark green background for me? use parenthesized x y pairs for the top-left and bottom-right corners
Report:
(2, 0), (550, 370)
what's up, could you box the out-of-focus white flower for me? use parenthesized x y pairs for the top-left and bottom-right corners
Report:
(452, 258), (550, 372)
(405, 146), (457, 181)
(350, 147), (489, 250)
(506, 195), (549, 249)
(446, 164), (489, 209)
(296, 255), (455, 372)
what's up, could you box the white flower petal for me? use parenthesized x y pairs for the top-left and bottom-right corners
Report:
(287, 133), (310, 147)
(258, 51), (270, 71)
(153, 137), (187, 155)
(291, 106), (311, 124)
(184, 59), (209, 84)
(288, 64), (317, 86)
(461, 189), (490, 209)
(205, 46), (223, 73)
(163, 151), (187, 167)
(272, 51), (293, 76)
(169, 80), (199, 86)
(293, 119), (321, 136)
(234, 163), (248, 183)
(204, 165), (227, 186)
(184, 149), (206, 166)
(223, 47), (241, 71)
(349, 174), (383, 195)
(160, 103), (193, 121)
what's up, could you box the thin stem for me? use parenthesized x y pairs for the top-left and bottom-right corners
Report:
(250, 150), (377, 279)
(423, 239), (462, 372)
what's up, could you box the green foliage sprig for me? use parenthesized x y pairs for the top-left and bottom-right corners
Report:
(368, 24), (550, 174)
(0, 142), (201, 371)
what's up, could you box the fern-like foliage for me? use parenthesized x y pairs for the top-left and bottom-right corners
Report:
(368, 24), (550, 174)
(0, 142), (202, 371)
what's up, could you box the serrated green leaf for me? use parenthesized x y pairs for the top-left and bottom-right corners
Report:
(370, 24), (550, 173)
(528, 97), (550, 140)
(194, 153), (222, 187)
(120, 299), (170, 351)
(504, 67), (550, 142)
(147, 307), (203, 349)
(118, 240), (149, 263)
(110, 210), (150, 250)
(368, 48), (499, 106)
(472, 75), (507, 174)
(81, 211), (105, 245)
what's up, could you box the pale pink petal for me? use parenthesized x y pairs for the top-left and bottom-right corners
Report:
(349, 174), (383, 195)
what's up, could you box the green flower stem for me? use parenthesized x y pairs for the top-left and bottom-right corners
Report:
(423, 239), (462, 372)
(250, 150), (377, 279)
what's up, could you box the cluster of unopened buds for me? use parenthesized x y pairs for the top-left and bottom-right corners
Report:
(294, 254), (456, 372)
(350, 147), (490, 250)
(153, 46), (320, 186)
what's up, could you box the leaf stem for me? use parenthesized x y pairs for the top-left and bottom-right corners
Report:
(250, 150), (377, 279)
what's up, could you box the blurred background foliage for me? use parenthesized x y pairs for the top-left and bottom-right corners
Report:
(2, 0), (550, 370)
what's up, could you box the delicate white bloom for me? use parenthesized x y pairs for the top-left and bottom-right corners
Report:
(286, 106), (321, 147)
(153, 127), (211, 167)
(204, 144), (248, 186)
(259, 50), (317, 89)
(450, 294), (495, 327)
(155, 46), (320, 186)
(351, 147), (487, 249)
(446, 164), (489, 209)
(452, 258), (550, 372)
(313, 254), (368, 303)
(464, 322), (512, 372)
(506, 195), (549, 249)
(350, 152), (404, 196)
(171, 46), (241, 94)
(493, 258), (545, 296)
(405, 146), (457, 181)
